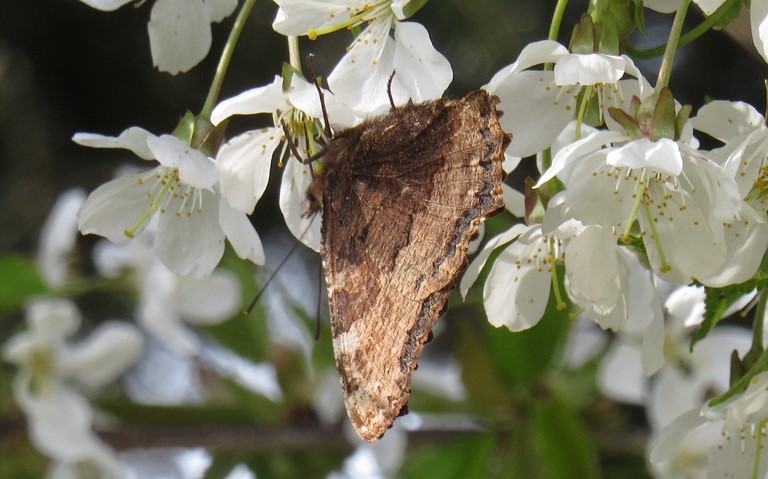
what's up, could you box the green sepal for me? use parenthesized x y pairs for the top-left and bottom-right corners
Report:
(570, 14), (597, 54)
(172, 110), (196, 145)
(650, 87), (676, 141)
(608, 106), (644, 138)
(399, 0), (429, 19)
(675, 104), (693, 140)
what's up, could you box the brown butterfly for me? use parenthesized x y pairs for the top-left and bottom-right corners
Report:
(305, 89), (508, 442)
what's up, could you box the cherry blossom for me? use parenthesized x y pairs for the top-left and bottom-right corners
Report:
(485, 40), (648, 157)
(3, 298), (143, 477)
(74, 128), (264, 277)
(272, 0), (452, 115)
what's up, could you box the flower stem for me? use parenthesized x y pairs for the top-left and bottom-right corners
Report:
(200, 0), (258, 120)
(655, 0), (691, 91)
(625, 0), (740, 59)
(288, 35), (302, 73)
(547, 0), (569, 44)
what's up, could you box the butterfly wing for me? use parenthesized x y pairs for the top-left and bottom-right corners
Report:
(318, 90), (507, 442)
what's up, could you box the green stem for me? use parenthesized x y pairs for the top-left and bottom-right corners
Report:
(751, 290), (768, 356)
(655, 0), (691, 91)
(200, 0), (258, 119)
(625, 0), (741, 59)
(288, 36), (302, 73)
(547, 0), (569, 44)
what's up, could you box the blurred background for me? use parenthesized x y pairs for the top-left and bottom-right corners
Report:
(1, 0), (767, 477)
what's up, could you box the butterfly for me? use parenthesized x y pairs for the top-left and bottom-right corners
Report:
(305, 89), (508, 442)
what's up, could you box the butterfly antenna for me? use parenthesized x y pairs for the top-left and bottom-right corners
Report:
(387, 71), (396, 109)
(244, 237), (305, 315)
(305, 53), (333, 139)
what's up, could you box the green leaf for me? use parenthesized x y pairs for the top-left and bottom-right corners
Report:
(694, 251), (768, 347)
(484, 279), (572, 389)
(403, 434), (495, 479)
(0, 255), (49, 313)
(532, 395), (600, 479)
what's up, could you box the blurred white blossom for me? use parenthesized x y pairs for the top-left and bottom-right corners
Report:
(3, 298), (143, 478)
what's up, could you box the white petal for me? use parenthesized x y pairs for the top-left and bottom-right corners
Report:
(537, 130), (626, 186)
(173, 268), (242, 323)
(484, 40), (569, 93)
(392, 21), (452, 103)
(38, 189), (86, 288)
(72, 126), (156, 160)
(701, 202), (768, 287)
(695, 0), (727, 15)
(287, 75), (361, 130)
(211, 76), (287, 125)
(216, 129), (278, 213)
(328, 18), (401, 115)
(606, 138), (683, 176)
(155, 189), (225, 277)
(643, 0), (682, 13)
(483, 239), (551, 331)
(753, 0), (768, 64)
(78, 170), (157, 244)
(199, 342), (283, 401)
(279, 158), (321, 251)
(58, 321), (144, 387)
(597, 339), (646, 405)
(218, 198), (266, 265)
(272, 0), (358, 35)
(149, 0), (212, 74)
(204, 0), (237, 23)
(648, 409), (709, 465)
(693, 100), (765, 142)
(137, 266), (201, 356)
(147, 135), (218, 190)
(489, 71), (572, 158)
(565, 225), (620, 315)
(459, 223), (529, 298)
(14, 377), (104, 462)
(26, 298), (82, 339)
(554, 53), (626, 86)
(502, 183), (525, 218)
(77, 0), (134, 11)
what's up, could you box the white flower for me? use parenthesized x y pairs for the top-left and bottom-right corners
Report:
(211, 74), (358, 251)
(75, 127), (264, 277)
(78, 0), (237, 74)
(485, 40), (648, 157)
(93, 224), (242, 357)
(273, 0), (452, 115)
(650, 371), (768, 478)
(644, 0), (727, 15)
(3, 298), (143, 477)
(461, 223), (563, 332)
(38, 189), (86, 289)
(536, 130), (755, 286)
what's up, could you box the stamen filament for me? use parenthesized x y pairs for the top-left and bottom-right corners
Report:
(621, 170), (646, 242)
(642, 201), (671, 272)
(125, 170), (176, 237)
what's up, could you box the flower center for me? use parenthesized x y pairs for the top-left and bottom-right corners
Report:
(125, 167), (204, 237)
(307, 1), (392, 39)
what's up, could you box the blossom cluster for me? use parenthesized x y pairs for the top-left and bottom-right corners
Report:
(6, 0), (768, 477)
